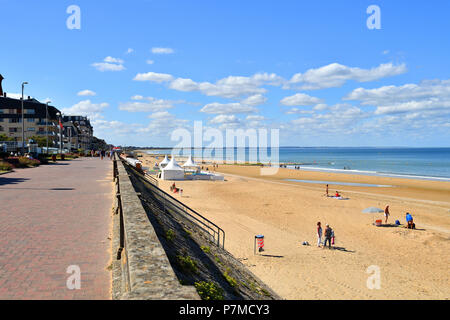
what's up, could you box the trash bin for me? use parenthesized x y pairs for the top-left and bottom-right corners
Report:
(255, 235), (264, 253)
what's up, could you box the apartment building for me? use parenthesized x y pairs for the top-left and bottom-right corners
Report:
(62, 115), (93, 151)
(0, 94), (61, 147)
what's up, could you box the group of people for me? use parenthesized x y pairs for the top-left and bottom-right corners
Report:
(325, 184), (342, 198)
(316, 222), (335, 249)
(90, 149), (113, 160)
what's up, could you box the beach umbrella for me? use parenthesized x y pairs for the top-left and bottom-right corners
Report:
(362, 207), (384, 224)
(362, 207), (384, 213)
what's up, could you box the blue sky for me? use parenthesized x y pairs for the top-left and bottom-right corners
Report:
(1, 0), (449, 147)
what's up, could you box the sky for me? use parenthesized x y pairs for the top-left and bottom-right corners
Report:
(0, 0), (449, 147)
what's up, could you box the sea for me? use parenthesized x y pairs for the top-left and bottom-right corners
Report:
(146, 147), (450, 182)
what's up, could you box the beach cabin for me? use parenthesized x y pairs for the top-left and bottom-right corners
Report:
(161, 157), (185, 180)
(159, 155), (170, 169)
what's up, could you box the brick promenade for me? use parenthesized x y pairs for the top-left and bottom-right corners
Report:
(0, 157), (113, 299)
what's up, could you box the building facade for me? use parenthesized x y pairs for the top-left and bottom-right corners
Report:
(62, 115), (93, 151)
(0, 94), (61, 148)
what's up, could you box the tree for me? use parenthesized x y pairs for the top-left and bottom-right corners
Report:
(29, 135), (48, 147)
(0, 134), (14, 142)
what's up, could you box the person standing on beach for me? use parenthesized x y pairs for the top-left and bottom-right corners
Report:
(323, 224), (332, 249)
(317, 222), (322, 247)
(384, 205), (390, 223)
(326, 184), (329, 197)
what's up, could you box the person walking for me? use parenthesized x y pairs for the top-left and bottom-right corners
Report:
(100, 150), (105, 160)
(384, 205), (390, 224)
(317, 222), (323, 247)
(323, 224), (333, 249)
(331, 228), (335, 247)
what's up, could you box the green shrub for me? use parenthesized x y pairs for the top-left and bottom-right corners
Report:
(200, 246), (210, 254)
(0, 161), (13, 171)
(165, 229), (175, 242)
(194, 281), (224, 300)
(177, 255), (198, 274)
(223, 268), (237, 288)
(18, 157), (40, 167)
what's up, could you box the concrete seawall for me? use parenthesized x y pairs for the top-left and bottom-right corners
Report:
(111, 155), (199, 300)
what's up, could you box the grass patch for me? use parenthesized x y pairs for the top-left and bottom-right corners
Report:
(200, 245), (210, 254)
(194, 281), (224, 300)
(177, 255), (198, 274)
(223, 267), (238, 288)
(165, 229), (175, 242)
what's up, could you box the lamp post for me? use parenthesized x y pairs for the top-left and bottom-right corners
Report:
(45, 100), (51, 154)
(21, 82), (28, 155)
(56, 112), (62, 155)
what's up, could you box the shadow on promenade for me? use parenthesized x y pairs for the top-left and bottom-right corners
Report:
(0, 187), (75, 191)
(0, 177), (29, 186)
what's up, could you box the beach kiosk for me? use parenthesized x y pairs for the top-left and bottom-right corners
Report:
(182, 155), (200, 172)
(159, 155), (170, 169)
(161, 157), (185, 180)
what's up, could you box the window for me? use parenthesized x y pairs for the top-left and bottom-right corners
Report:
(27, 127), (35, 131)
(9, 118), (21, 123)
(26, 109), (35, 114)
(27, 118), (35, 123)
(9, 128), (18, 133)
(0, 126), (3, 131)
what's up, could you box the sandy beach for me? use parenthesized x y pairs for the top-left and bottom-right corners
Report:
(138, 152), (450, 300)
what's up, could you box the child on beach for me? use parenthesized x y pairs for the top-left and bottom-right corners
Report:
(317, 222), (322, 247)
(331, 229), (335, 246)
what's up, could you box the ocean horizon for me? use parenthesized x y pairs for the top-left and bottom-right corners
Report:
(145, 147), (450, 181)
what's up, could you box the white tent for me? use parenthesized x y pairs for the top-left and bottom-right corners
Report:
(161, 157), (185, 180)
(182, 155), (199, 168)
(159, 155), (170, 169)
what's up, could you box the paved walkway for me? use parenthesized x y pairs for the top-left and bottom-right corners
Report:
(0, 157), (113, 299)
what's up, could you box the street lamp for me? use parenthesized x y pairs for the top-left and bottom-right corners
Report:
(46, 100), (51, 154)
(56, 112), (62, 155)
(21, 82), (28, 155)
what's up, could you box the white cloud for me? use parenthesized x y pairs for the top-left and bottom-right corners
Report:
(151, 47), (174, 54)
(92, 56), (125, 72)
(168, 73), (283, 99)
(133, 71), (174, 83)
(210, 114), (241, 125)
(146, 59), (154, 65)
(246, 115), (265, 121)
(280, 93), (323, 106)
(62, 100), (109, 120)
(200, 102), (258, 114)
(118, 98), (174, 113)
(345, 79), (450, 115)
(104, 56), (124, 64)
(77, 89), (96, 96)
(241, 94), (267, 106)
(288, 62), (407, 90)
(125, 48), (134, 54)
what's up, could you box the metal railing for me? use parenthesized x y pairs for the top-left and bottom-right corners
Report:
(123, 160), (225, 249)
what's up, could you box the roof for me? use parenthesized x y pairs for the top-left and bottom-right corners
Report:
(159, 155), (170, 164)
(182, 155), (199, 167)
(163, 157), (184, 171)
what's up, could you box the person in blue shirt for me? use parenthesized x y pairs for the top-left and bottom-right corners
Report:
(406, 212), (415, 229)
